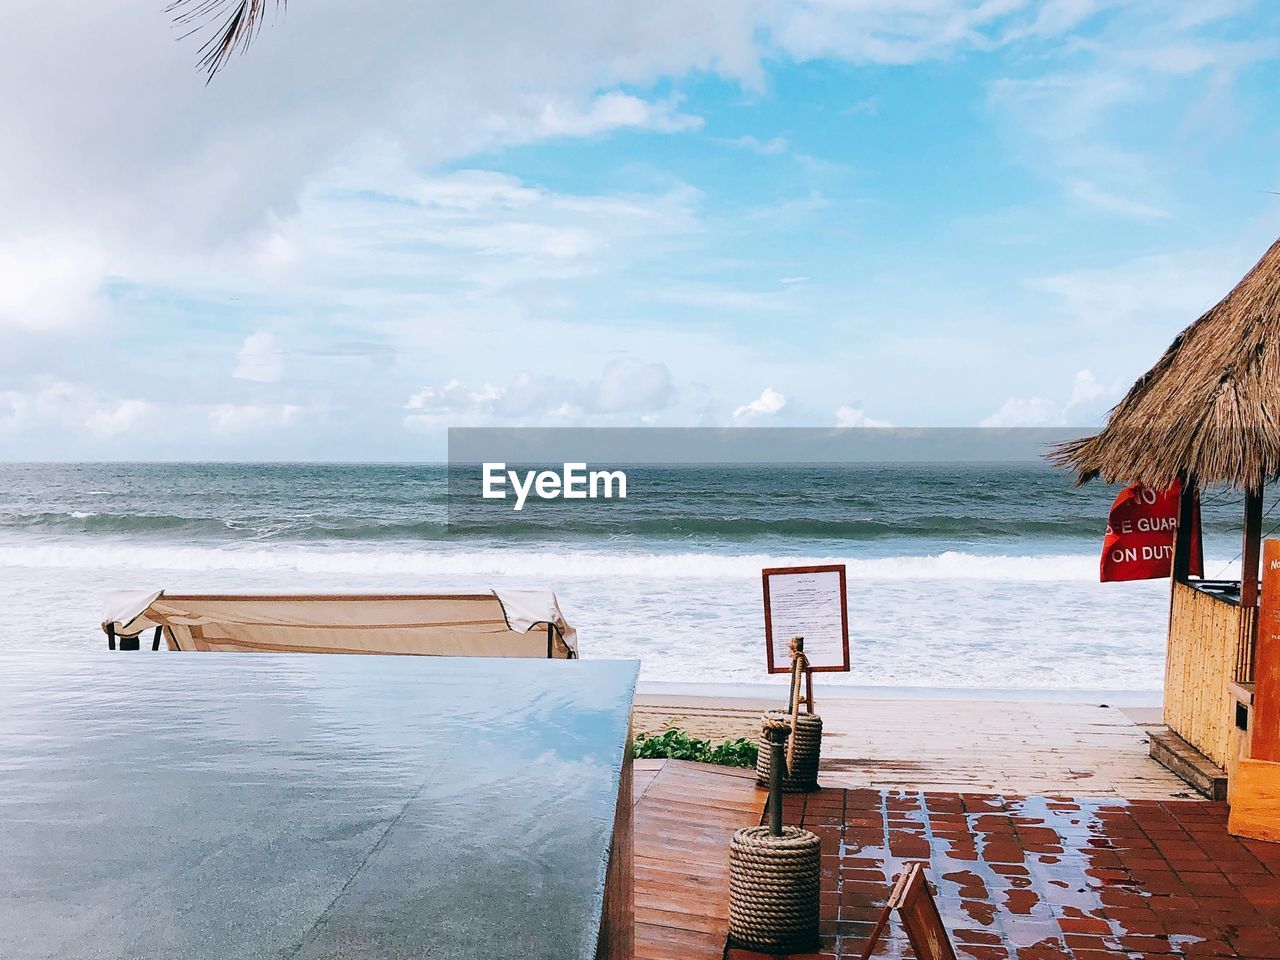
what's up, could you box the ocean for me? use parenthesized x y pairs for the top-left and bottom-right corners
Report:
(0, 462), (1257, 692)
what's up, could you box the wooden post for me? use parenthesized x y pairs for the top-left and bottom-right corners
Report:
(1171, 474), (1197, 582)
(1242, 489), (1263, 608)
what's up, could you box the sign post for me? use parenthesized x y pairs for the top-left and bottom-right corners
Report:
(763, 564), (850, 708)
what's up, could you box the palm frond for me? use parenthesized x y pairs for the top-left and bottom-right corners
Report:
(167, 0), (286, 81)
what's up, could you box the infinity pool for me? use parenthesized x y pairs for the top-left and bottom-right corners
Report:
(0, 652), (638, 959)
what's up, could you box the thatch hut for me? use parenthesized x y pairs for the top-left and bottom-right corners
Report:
(1054, 236), (1280, 824)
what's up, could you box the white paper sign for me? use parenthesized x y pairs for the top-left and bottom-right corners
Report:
(763, 565), (849, 672)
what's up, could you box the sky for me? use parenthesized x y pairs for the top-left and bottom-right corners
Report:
(2, 0), (1280, 460)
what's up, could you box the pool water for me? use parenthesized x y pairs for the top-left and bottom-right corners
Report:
(0, 651), (638, 959)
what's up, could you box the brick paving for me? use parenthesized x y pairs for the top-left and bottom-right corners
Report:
(728, 788), (1280, 960)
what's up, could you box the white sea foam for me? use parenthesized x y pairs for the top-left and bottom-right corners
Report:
(0, 541), (1242, 583)
(0, 540), (1182, 691)
(0, 542), (1099, 579)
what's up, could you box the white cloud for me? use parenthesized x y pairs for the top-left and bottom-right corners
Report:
(0, 0), (1177, 274)
(0, 382), (154, 439)
(981, 368), (1120, 427)
(1027, 243), (1247, 331)
(844, 96), (879, 116)
(283, 162), (703, 301)
(834, 405), (892, 428)
(405, 379), (478, 414)
(986, 4), (1270, 221)
(587, 359), (673, 414)
(1067, 179), (1171, 221)
(208, 403), (302, 436)
(233, 331), (284, 382)
(729, 135), (790, 155)
(980, 396), (1058, 428)
(1066, 368), (1105, 409)
(531, 93), (702, 137)
(650, 286), (786, 311)
(733, 387), (786, 421)
(767, 1), (1047, 64)
(0, 239), (107, 331)
(403, 358), (674, 428)
(85, 399), (154, 438)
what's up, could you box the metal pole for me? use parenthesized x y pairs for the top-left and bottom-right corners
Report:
(152, 625), (163, 651)
(106, 623), (116, 651)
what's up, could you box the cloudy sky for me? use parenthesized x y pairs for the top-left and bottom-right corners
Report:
(2, 0), (1279, 459)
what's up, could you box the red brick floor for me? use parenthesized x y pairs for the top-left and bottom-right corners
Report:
(728, 788), (1280, 960)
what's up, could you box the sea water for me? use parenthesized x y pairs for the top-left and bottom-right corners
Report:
(0, 461), (1258, 691)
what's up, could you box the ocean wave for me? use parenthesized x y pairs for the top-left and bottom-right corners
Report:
(0, 542), (1235, 583)
(0, 511), (1235, 545)
(0, 512), (453, 541)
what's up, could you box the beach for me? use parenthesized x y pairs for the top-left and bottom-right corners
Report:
(633, 686), (1183, 795)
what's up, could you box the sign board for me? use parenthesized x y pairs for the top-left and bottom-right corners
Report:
(1100, 480), (1202, 582)
(859, 863), (957, 960)
(762, 564), (849, 673)
(891, 863), (957, 960)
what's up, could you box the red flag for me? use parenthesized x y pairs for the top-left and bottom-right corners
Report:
(1100, 480), (1202, 582)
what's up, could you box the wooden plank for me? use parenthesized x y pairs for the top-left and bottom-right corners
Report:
(1147, 726), (1227, 800)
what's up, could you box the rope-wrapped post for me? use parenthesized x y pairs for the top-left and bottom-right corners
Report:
(756, 709), (823, 792)
(729, 717), (821, 953)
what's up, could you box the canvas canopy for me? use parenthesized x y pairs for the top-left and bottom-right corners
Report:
(101, 589), (578, 659)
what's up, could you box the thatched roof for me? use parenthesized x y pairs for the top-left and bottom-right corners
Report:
(1052, 236), (1280, 492)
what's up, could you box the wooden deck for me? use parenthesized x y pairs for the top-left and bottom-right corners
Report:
(632, 758), (764, 960)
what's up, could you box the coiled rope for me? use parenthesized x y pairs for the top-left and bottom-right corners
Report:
(728, 825), (822, 952)
(755, 637), (823, 792)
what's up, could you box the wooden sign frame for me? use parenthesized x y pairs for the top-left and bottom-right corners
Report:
(859, 863), (957, 960)
(762, 564), (850, 674)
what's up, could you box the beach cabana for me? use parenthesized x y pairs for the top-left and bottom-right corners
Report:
(1054, 236), (1280, 819)
(101, 588), (578, 659)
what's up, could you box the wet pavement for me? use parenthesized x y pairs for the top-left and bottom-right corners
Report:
(728, 788), (1280, 960)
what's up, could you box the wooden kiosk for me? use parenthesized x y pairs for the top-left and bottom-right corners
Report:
(1054, 235), (1280, 840)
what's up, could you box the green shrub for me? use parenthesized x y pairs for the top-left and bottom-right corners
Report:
(632, 728), (758, 768)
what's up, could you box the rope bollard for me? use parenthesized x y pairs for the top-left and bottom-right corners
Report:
(755, 637), (823, 792)
(755, 710), (823, 791)
(728, 715), (821, 953)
